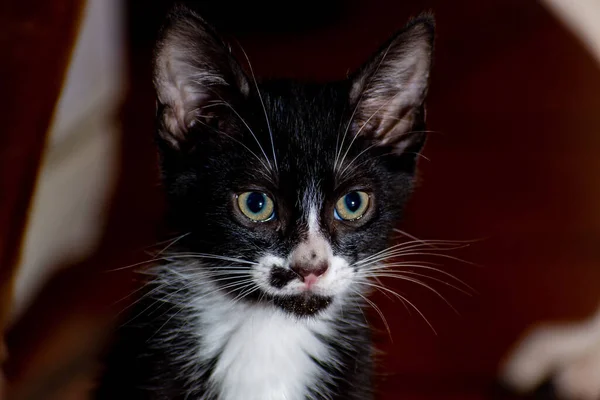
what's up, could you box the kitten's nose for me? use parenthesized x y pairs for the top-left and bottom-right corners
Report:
(291, 262), (328, 281)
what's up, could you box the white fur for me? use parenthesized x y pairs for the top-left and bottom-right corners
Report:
(192, 288), (333, 400)
(307, 207), (320, 237)
(501, 306), (600, 399)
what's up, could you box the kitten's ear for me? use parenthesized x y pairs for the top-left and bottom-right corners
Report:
(153, 5), (249, 149)
(349, 15), (434, 154)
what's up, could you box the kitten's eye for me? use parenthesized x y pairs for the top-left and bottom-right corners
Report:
(237, 192), (275, 222)
(334, 191), (370, 221)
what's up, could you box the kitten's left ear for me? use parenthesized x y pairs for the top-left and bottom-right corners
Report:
(153, 5), (250, 149)
(350, 15), (435, 154)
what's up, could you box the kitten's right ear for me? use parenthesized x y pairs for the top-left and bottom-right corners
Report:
(153, 5), (249, 149)
(348, 15), (434, 155)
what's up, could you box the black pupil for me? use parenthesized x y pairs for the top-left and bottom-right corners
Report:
(345, 192), (362, 212)
(246, 192), (266, 214)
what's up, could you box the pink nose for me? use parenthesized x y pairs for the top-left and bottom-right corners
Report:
(291, 262), (328, 281)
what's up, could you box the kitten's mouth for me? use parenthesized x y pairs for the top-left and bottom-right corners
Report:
(266, 267), (332, 316)
(271, 293), (332, 317)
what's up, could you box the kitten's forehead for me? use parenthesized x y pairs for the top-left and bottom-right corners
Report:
(259, 82), (348, 184)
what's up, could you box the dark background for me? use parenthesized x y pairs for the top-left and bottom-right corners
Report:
(3, 0), (600, 399)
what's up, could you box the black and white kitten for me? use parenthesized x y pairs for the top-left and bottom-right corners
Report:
(97, 5), (434, 400)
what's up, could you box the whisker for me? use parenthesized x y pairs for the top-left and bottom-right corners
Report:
(236, 43), (278, 172)
(337, 143), (378, 178)
(145, 232), (191, 257)
(122, 269), (238, 312)
(356, 239), (473, 265)
(106, 253), (259, 274)
(337, 91), (404, 173)
(160, 254), (258, 265)
(362, 270), (471, 298)
(392, 229), (485, 248)
(357, 279), (437, 335)
(371, 276), (394, 301)
(360, 275), (457, 315)
(113, 281), (177, 317)
(351, 289), (393, 342)
(365, 263), (475, 293)
(384, 271), (471, 296)
(357, 248), (476, 268)
(193, 81), (274, 173)
(144, 279), (257, 338)
(230, 284), (261, 304)
(120, 272), (254, 326)
(196, 118), (272, 174)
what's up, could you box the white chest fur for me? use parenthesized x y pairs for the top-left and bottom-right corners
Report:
(193, 293), (333, 400)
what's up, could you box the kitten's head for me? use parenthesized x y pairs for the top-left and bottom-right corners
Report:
(153, 6), (434, 318)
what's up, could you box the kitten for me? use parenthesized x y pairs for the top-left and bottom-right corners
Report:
(96, 5), (434, 400)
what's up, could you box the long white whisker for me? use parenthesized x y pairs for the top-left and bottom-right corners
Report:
(392, 229), (484, 248)
(145, 278), (256, 335)
(379, 251), (477, 266)
(356, 239), (472, 266)
(365, 263), (475, 293)
(147, 232), (191, 257)
(338, 143), (378, 178)
(230, 284), (261, 304)
(237, 44), (278, 172)
(146, 280), (255, 342)
(368, 271), (471, 296)
(193, 82), (274, 172)
(337, 91), (403, 173)
(196, 118), (272, 174)
(360, 275), (457, 315)
(218, 101), (274, 171)
(105, 253), (257, 273)
(351, 289), (393, 342)
(357, 249), (475, 268)
(357, 279), (437, 335)
(161, 254), (258, 265)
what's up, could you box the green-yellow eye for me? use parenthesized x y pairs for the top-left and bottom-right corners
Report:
(334, 191), (370, 221)
(237, 192), (275, 222)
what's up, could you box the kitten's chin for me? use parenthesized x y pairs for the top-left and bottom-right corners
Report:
(271, 293), (332, 317)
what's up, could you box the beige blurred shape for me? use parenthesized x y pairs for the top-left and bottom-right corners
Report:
(10, 0), (125, 322)
(543, 0), (600, 63)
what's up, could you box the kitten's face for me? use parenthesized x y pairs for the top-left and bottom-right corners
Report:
(154, 7), (434, 317)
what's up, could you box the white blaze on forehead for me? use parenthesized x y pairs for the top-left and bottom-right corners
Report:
(291, 205), (332, 266)
(302, 180), (321, 233)
(307, 207), (320, 236)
